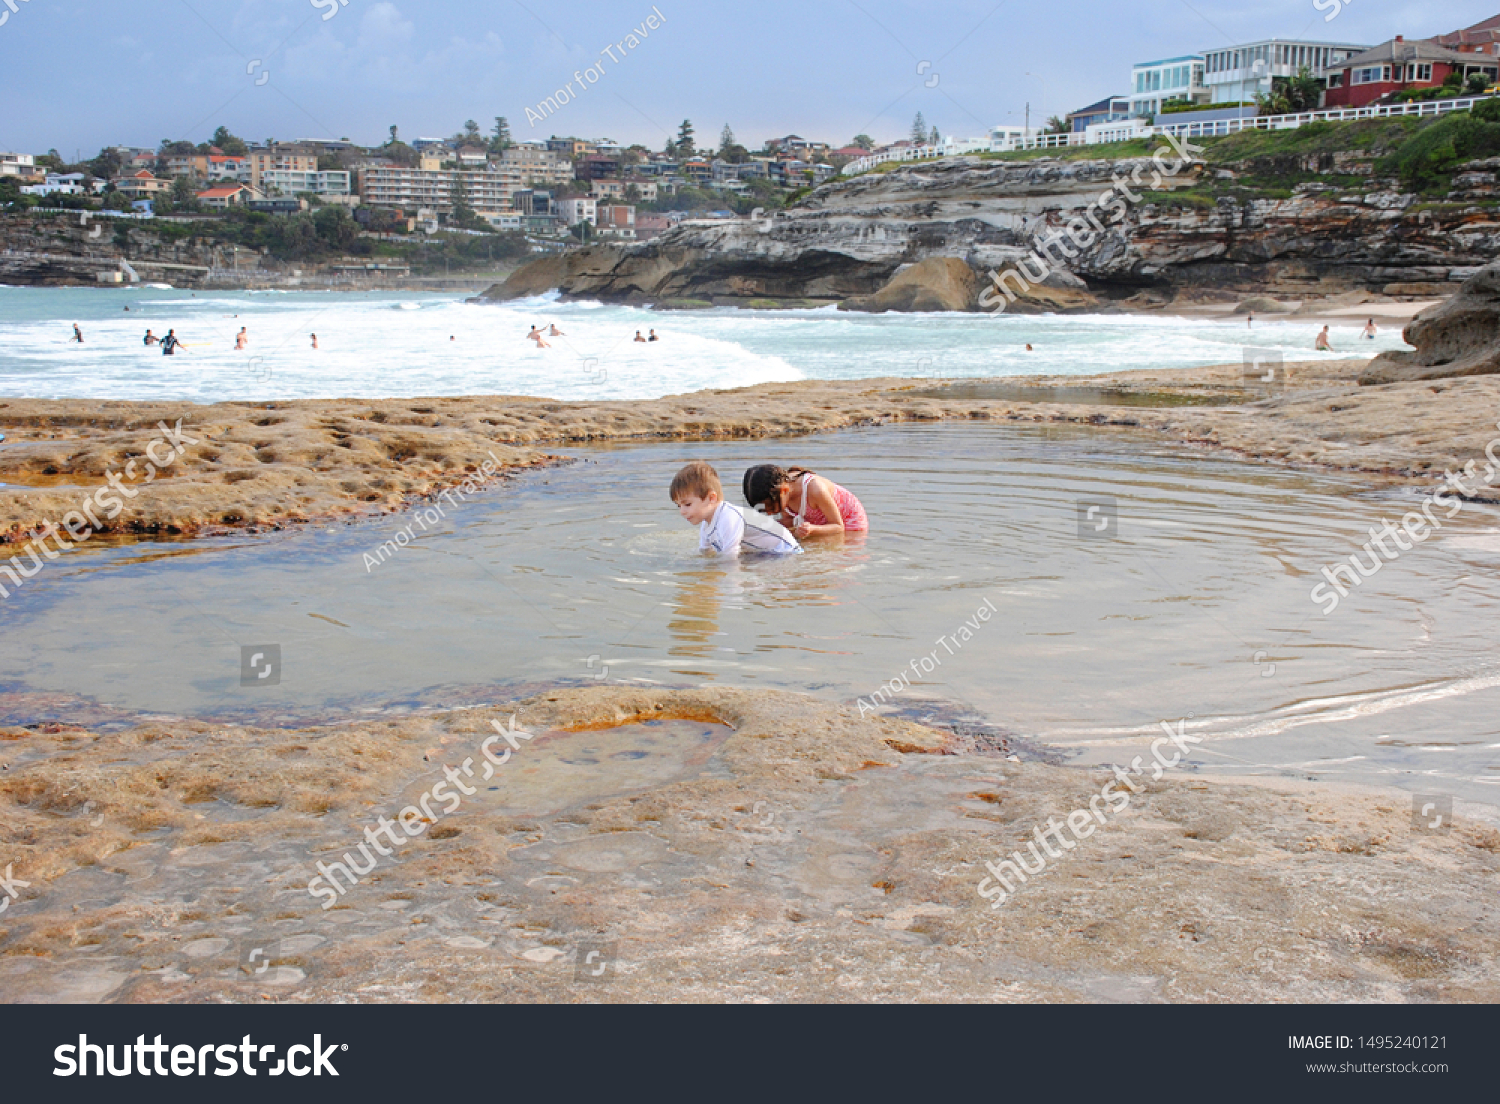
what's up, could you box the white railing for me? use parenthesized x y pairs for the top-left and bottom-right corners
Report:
(842, 93), (1497, 173)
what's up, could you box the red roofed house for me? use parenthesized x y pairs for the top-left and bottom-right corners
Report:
(832, 146), (872, 159)
(1436, 14), (1500, 57)
(197, 182), (258, 209)
(1324, 36), (1498, 108)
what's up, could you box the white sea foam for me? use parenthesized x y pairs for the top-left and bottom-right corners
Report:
(0, 287), (1413, 403)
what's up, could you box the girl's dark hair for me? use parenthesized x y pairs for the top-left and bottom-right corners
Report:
(742, 465), (812, 510)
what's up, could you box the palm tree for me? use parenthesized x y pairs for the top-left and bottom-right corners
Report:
(1044, 115), (1069, 135)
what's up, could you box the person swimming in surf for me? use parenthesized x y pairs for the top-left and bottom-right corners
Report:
(1361, 318), (1377, 339)
(1315, 325), (1333, 352)
(143, 330), (158, 346)
(236, 327), (248, 350)
(548, 324), (564, 336)
(160, 330), (182, 355)
(72, 324), (83, 343)
(634, 331), (647, 342)
(527, 325), (550, 348)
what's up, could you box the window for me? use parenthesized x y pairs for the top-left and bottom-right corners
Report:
(1328, 72), (1343, 87)
(1408, 63), (1432, 82)
(1352, 65), (1390, 85)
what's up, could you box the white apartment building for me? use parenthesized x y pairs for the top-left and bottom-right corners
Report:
(257, 169), (354, 203)
(1201, 38), (1368, 103)
(356, 165), (523, 217)
(555, 197), (597, 226)
(1129, 55), (1209, 117)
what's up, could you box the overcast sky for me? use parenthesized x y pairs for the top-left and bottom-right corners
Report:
(2, 0), (1493, 157)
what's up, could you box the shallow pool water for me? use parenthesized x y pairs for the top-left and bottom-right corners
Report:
(3, 422), (1498, 807)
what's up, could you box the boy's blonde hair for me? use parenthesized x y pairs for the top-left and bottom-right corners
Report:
(670, 461), (722, 503)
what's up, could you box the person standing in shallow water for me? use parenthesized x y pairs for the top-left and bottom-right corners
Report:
(742, 464), (868, 539)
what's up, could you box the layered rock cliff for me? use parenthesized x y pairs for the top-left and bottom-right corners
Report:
(481, 146), (1500, 313)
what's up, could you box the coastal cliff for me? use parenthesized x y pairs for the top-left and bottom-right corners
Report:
(481, 134), (1500, 314)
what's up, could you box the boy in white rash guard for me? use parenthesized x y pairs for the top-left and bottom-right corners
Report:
(671, 461), (800, 555)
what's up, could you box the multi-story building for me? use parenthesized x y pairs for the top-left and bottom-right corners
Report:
(21, 173), (91, 196)
(500, 146), (573, 186)
(0, 152), (38, 179)
(547, 137), (593, 158)
(165, 152), (248, 181)
(769, 135), (830, 156)
(258, 168), (354, 204)
(681, 159), (712, 185)
(622, 179), (658, 201)
(356, 164), (523, 220)
(590, 179), (626, 200)
(1201, 39), (1367, 104)
(596, 203), (636, 238)
(111, 171), (172, 199)
(1325, 36), (1499, 108)
(1066, 96), (1132, 133)
(1437, 15), (1500, 56)
(576, 154), (621, 181)
(513, 189), (552, 216)
(1129, 55), (1209, 116)
(243, 145), (319, 192)
(554, 196), (597, 226)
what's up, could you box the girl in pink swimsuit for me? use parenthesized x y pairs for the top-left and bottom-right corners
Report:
(742, 465), (868, 538)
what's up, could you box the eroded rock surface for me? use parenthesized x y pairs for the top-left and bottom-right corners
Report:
(1, 687), (1495, 1003)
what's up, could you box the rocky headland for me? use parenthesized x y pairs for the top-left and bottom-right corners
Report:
(481, 133), (1500, 315)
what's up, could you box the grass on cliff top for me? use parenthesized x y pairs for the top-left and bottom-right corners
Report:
(953, 111), (1500, 199)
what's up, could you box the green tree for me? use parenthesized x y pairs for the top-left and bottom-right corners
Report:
(929, 125), (940, 145)
(719, 124), (735, 153)
(1468, 72), (1493, 95)
(491, 116), (512, 151)
(463, 119), (481, 144)
(1256, 66), (1323, 115)
(676, 119), (695, 156)
(170, 176), (198, 207)
(211, 126), (248, 155)
(88, 148), (123, 181)
(911, 112), (927, 145)
(388, 125), (400, 145)
(851, 134), (874, 150)
(314, 205), (358, 250)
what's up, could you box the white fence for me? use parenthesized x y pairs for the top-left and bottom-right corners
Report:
(842, 93), (1496, 174)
